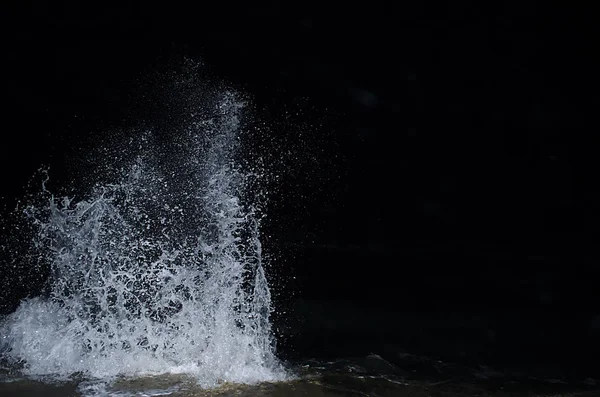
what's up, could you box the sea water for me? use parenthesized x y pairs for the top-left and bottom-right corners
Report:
(0, 64), (287, 393)
(1, 62), (597, 397)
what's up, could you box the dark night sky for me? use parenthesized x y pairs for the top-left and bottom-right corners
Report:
(2, 1), (600, 377)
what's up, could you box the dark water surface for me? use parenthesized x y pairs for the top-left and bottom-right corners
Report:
(1, 355), (598, 397)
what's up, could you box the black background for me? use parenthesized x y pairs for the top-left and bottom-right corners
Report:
(2, 1), (599, 381)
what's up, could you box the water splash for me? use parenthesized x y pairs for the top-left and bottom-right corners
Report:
(0, 78), (286, 387)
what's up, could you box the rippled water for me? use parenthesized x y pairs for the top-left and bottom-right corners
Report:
(1, 355), (598, 397)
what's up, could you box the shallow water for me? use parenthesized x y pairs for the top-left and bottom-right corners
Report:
(1, 356), (597, 397)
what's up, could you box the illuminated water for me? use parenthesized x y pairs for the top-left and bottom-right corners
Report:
(0, 64), (286, 392)
(1, 63), (598, 396)
(1, 354), (598, 397)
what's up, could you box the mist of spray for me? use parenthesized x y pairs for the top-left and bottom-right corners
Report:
(0, 70), (286, 387)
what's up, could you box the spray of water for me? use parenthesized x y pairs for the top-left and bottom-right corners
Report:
(0, 73), (286, 387)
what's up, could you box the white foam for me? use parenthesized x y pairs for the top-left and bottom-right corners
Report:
(0, 78), (287, 388)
